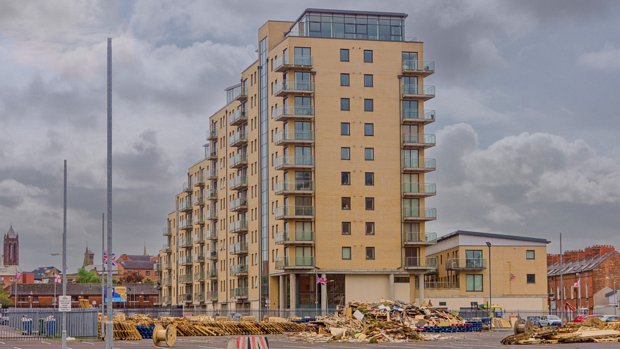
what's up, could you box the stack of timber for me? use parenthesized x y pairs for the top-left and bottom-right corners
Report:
(502, 319), (620, 345)
(289, 300), (468, 343)
(159, 317), (306, 336)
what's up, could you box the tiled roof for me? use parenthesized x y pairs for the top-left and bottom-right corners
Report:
(119, 260), (155, 270)
(547, 252), (613, 276)
(123, 255), (151, 262)
(6, 283), (158, 296)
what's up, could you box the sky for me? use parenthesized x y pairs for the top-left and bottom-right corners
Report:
(1, 0), (619, 271)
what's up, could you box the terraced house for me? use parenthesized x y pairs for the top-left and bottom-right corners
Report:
(159, 8), (437, 313)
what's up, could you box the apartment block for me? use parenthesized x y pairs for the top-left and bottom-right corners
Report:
(424, 231), (550, 312)
(159, 8), (437, 312)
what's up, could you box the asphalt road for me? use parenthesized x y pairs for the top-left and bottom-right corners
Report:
(1, 330), (620, 349)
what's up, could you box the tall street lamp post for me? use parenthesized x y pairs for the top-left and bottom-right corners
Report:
(485, 241), (492, 328)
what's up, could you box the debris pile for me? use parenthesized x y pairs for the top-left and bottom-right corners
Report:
(502, 319), (620, 345)
(290, 300), (468, 343)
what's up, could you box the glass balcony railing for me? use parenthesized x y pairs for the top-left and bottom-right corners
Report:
(402, 109), (435, 123)
(162, 227), (171, 236)
(274, 180), (313, 193)
(179, 201), (192, 211)
(207, 129), (217, 140)
(404, 232), (438, 244)
(207, 249), (217, 259)
(230, 153), (248, 168)
(273, 206), (314, 219)
(205, 188), (217, 200)
(207, 290), (218, 301)
(229, 175), (248, 190)
(230, 197), (248, 211)
(179, 220), (192, 230)
(229, 130), (248, 146)
(275, 256), (314, 269)
(206, 168), (217, 179)
(404, 256), (438, 269)
(403, 207), (437, 220)
(205, 209), (218, 220)
(230, 264), (249, 275)
(194, 175), (205, 186)
(273, 55), (313, 71)
(275, 230), (313, 243)
(402, 158), (436, 171)
(230, 241), (248, 255)
(402, 60), (435, 74)
(233, 287), (248, 298)
(403, 182), (436, 196)
(274, 80), (314, 95)
(272, 106), (314, 120)
(229, 219), (248, 233)
(402, 85), (435, 98)
(402, 134), (436, 146)
(273, 130), (314, 144)
(447, 258), (487, 270)
(274, 155), (313, 169)
(208, 268), (217, 278)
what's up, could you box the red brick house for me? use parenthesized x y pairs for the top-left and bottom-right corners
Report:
(547, 245), (620, 316)
(117, 254), (159, 282)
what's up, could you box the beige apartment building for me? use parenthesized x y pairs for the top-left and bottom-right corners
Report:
(159, 8), (437, 313)
(424, 231), (550, 312)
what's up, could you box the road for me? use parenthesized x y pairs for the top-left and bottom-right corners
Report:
(1, 330), (620, 349)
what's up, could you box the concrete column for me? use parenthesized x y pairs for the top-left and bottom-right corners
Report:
(279, 275), (285, 311)
(418, 273), (425, 304)
(321, 273), (327, 315)
(389, 274), (395, 300)
(289, 273), (296, 313)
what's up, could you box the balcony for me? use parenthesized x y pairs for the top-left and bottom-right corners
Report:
(205, 188), (217, 200)
(207, 249), (218, 260)
(179, 201), (192, 212)
(207, 149), (218, 160)
(402, 60), (435, 76)
(404, 232), (438, 245)
(272, 106), (314, 121)
(402, 158), (436, 173)
(233, 287), (248, 300)
(207, 129), (217, 141)
(179, 220), (192, 230)
(274, 155), (313, 170)
(230, 242), (248, 255)
(230, 197), (248, 212)
(424, 281), (460, 289)
(205, 209), (218, 220)
(180, 274), (193, 284)
(193, 293), (205, 303)
(193, 215), (205, 225)
(403, 182), (436, 198)
(194, 196), (205, 206)
(229, 219), (248, 234)
(194, 176), (205, 187)
(275, 256), (314, 269)
(403, 134), (436, 148)
(183, 293), (192, 303)
(274, 206), (314, 220)
(404, 256), (438, 271)
(229, 175), (248, 191)
(403, 207), (437, 222)
(206, 168), (218, 180)
(230, 264), (249, 276)
(401, 85), (435, 100)
(179, 256), (193, 266)
(402, 110), (435, 124)
(227, 84), (247, 102)
(274, 80), (314, 97)
(207, 290), (218, 301)
(229, 130), (248, 147)
(208, 268), (218, 279)
(230, 153), (248, 169)
(206, 227), (218, 240)
(180, 237), (193, 248)
(274, 180), (313, 195)
(446, 258), (487, 271)
(183, 182), (192, 193)
(273, 130), (314, 146)
(275, 231), (313, 245)
(194, 254), (205, 263)
(196, 230), (205, 243)
(162, 243), (171, 254)
(228, 108), (248, 126)
(273, 55), (313, 72)
(162, 227), (171, 237)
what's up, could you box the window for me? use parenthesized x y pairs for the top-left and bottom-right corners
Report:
(526, 250), (535, 260)
(364, 123), (374, 136)
(363, 50), (373, 63)
(341, 98), (350, 111)
(365, 172), (374, 186)
(364, 148), (374, 160)
(365, 222), (375, 235)
(365, 197), (375, 210)
(340, 73), (350, 86)
(340, 122), (350, 135)
(527, 274), (536, 284)
(342, 247), (351, 260)
(341, 197), (351, 210)
(394, 276), (410, 283)
(341, 172), (351, 185)
(340, 49), (349, 62)
(364, 74), (373, 87)
(341, 222), (351, 235)
(365, 247), (375, 260)
(341, 147), (350, 160)
(466, 274), (483, 292)
(364, 99), (373, 111)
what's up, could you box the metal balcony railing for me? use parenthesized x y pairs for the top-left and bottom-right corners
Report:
(446, 258), (487, 270)
(274, 180), (313, 194)
(229, 219), (248, 233)
(403, 207), (437, 220)
(275, 230), (313, 244)
(274, 206), (314, 219)
(230, 197), (248, 211)
(230, 264), (249, 275)
(402, 85), (435, 99)
(275, 256), (314, 269)
(273, 130), (314, 145)
(402, 158), (436, 171)
(273, 55), (313, 71)
(233, 287), (248, 298)
(404, 256), (438, 269)
(402, 60), (435, 74)
(230, 242), (248, 255)
(403, 182), (436, 196)
(274, 80), (314, 95)
(274, 155), (313, 169)
(402, 134), (436, 147)
(404, 232), (438, 244)
(230, 153), (248, 168)
(229, 130), (248, 146)
(272, 106), (314, 121)
(229, 174), (248, 190)
(402, 109), (435, 123)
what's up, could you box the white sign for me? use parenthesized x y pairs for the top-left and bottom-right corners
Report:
(58, 296), (71, 312)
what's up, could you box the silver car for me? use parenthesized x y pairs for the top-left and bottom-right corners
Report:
(539, 315), (563, 327)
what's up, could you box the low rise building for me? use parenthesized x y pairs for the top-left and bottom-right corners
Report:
(425, 230), (549, 312)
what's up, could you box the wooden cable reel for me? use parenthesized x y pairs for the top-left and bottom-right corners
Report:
(153, 324), (177, 347)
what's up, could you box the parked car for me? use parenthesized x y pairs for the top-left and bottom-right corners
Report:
(539, 315), (563, 327)
(600, 315), (618, 322)
(526, 316), (542, 327)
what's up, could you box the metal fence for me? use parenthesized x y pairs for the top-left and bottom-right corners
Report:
(114, 307), (336, 320)
(0, 308), (99, 340)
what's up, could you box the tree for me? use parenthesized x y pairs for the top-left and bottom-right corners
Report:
(77, 267), (100, 283)
(143, 279), (154, 285)
(0, 288), (13, 307)
(119, 271), (144, 284)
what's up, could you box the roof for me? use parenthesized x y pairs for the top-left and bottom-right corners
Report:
(5, 225), (17, 238)
(31, 266), (59, 280)
(548, 252), (613, 276)
(119, 260), (155, 270)
(122, 255), (151, 262)
(295, 8), (408, 23)
(7, 283), (158, 296)
(437, 230), (551, 244)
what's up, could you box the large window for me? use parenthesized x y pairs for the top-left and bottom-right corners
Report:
(294, 12), (405, 42)
(466, 274), (483, 292)
(402, 100), (419, 119)
(294, 47), (311, 65)
(465, 250), (484, 268)
(402, 51), (418, 70)
(294, 96), (312, 115)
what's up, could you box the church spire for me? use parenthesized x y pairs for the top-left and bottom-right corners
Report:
(143, 242), (147, 256)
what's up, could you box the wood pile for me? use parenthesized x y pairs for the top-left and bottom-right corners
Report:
(289, 300), (465, 343)
(159, 317), (306, 336)
(502, 320), (620, 345)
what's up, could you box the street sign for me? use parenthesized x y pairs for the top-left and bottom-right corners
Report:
(58, 295), (71, 312)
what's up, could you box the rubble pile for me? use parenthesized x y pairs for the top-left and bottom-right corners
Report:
(502, 319), (620, 345)
(290, 300), (466, 343)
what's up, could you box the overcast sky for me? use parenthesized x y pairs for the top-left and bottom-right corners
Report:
(1, 0), (619, 271)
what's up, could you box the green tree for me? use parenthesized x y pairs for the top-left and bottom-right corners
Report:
(77, 267), (100, 283)
(0, 288), (14, 307)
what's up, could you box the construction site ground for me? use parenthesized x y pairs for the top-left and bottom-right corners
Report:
(3, 330), (620, 349)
